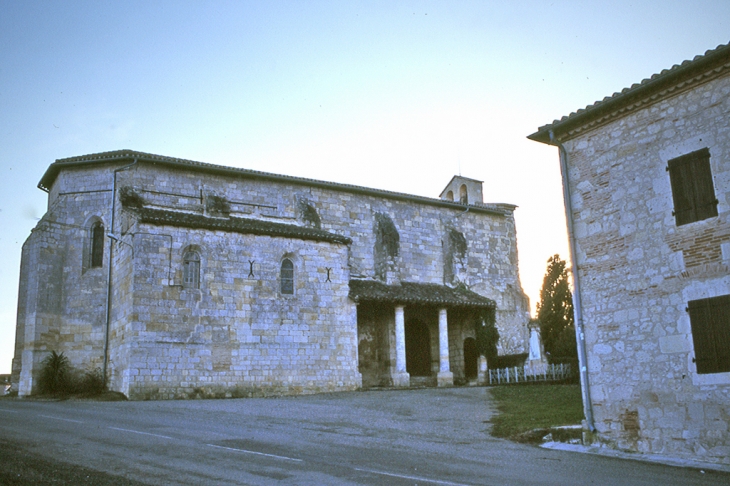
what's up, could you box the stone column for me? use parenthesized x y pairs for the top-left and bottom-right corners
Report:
(437, 308), (454, 386)
(392, 305), (410, 387)
(478, 355), (489, 385)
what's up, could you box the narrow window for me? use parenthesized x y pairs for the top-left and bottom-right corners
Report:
(668, 148), (718, 226)
(446, 190), (454, 201)
(90, 222), (104, 268)
(459, 184), (468, 204)
(688, 295), (730, 374)
(183, 251), (200, 289)
(281, 259), (294, 295)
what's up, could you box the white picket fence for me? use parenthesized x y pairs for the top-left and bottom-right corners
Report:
(488, 363), (572, 385)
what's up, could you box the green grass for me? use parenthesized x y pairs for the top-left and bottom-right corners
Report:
(488, 384), (583, 439)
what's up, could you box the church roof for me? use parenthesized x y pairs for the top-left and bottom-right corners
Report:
(38, 150), (514, 215)
(131, 207), (351, 245)
(348, 279), (495, 309)
(528, 42), (730, 144)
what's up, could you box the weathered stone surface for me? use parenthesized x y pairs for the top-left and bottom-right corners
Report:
(13, 152), (530, 399)
(530, 45), (730, 464)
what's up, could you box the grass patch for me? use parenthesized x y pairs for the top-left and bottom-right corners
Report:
(488, 384), (583, 440)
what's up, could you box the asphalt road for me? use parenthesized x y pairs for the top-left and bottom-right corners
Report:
(0, 388), (725, 485)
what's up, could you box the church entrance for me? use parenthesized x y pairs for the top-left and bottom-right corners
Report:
(463, 337), (478, 380)
(405, 319), (431, 376)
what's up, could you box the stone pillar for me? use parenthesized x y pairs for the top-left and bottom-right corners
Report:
(392, 305), (410, 387)
(478, 355), (488, 385)
(437, 308), (453, 386)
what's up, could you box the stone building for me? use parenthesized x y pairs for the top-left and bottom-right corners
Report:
(12, 150), (529, 399)
(529, 43), (730, 464)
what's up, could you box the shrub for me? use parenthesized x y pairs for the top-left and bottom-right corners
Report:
(119, 186), (145, 208)
(488, 353), (529, 369)
(297, 200), (321, 228)
(37, 351), (74, 396)
(205, 194), (230, 216)
(78, 368), (106, 395)
(36, 352), (107, 397)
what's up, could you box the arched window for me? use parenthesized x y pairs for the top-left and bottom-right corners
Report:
(459, 184), (468, 204)
(446, 190), (454, 201)
(280, 259), (294, 295)
(183, 251), (200, 289)
(90, 222), (104, 268)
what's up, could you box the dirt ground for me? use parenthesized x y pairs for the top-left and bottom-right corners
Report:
(0, 439), (148, 486)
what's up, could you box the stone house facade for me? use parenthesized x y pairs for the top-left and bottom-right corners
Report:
(529, 43), (730, 464)
(12, 150), (530, 399)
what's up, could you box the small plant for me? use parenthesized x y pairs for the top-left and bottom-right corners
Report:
(78, 368), (106, 395)
(297, 200), (321, 228)
(474, 307), (499, 361)
(119, 186), (145, 209)
(37, 351), (73, 396)
(205, 194), (231, 216)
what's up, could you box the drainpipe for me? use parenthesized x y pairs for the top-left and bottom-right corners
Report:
(102, 159), (138, 386)
(549, 131), (595, 433)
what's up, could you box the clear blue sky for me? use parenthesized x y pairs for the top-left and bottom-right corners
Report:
(1, 1), (729, 374)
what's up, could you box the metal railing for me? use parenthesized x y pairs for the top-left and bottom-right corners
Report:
(488, 363), (572, 385)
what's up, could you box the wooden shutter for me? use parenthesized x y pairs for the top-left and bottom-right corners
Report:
(668, 155), (695, 225)
(668, 148), (717, 226)
(690, 149), (719, 222)
(688, 295), (730, 374)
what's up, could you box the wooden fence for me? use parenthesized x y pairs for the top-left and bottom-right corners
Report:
(488, 363), (572, 385)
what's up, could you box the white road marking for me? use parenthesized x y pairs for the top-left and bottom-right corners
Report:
(206, 443), (303, 462)
(108, 427), (174, 439)
(0, 408), (19, 413)
(354, 467), (473, 486)
(39, 414), (83, 423)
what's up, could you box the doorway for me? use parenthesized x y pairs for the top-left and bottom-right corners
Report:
(405, 319), (431, 376)
(464, 337), (478, 380)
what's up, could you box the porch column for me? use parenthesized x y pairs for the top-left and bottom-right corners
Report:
(437, 308), (454, 386)
(478, 355), (489, 385)
(392, 305), (410, 387)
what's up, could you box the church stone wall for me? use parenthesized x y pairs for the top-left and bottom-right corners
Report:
(108, 222), (359, 399)
(127, 163), (529, 354)
(14, 152), (530, 398)
(13, 168), (113, 395)
(563, 73), (730, 463)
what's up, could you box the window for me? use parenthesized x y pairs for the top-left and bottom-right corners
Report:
(445, 190), (454, 201)
(183, 251), (200, 288)
(459, 184), (468, 204)
(667, 148), (718, 226)
(280, 259), (294, 295)
(688, 294), (730, 374)
(90, 222), (104, 268)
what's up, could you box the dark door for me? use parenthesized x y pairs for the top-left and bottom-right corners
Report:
(405, 320), (431, 376)
(464, 337), (478, 380)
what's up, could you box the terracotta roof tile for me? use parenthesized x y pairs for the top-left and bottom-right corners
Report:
(130, 207), (351, 245)
(529, 42), (730, 144)
(349, 279), (495, 308)
(37, 150), (511, 216)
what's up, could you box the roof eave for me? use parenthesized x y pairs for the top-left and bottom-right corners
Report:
(528, 42), (730, 145)
(37, 150), (512, 216)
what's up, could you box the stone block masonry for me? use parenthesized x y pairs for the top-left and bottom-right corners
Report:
(13, 150), (530, 399)
(529, 43), (730, 465)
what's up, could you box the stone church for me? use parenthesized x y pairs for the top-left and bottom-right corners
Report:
(12, 150), (530, 399)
